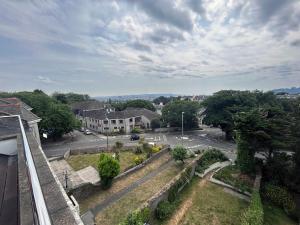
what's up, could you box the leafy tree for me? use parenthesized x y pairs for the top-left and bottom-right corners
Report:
(0, 91), (79, 140)
(150, 118), (161, 130)
(153, 96), (173, 105)
(112, 99), (155, 111)
(52, 92), (90, 104)
(98, 154), (120, 188)
(202, 90), (258, 140)
(162, 100), (200, 129)
(172, 146), (187, 163)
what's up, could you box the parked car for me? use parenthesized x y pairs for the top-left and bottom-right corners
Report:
(80, 127), (85, 132)
(84, 129), (92, 135)
(130, 134), (140, 141)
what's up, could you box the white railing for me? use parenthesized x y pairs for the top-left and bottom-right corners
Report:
(0, 115), (52, 225)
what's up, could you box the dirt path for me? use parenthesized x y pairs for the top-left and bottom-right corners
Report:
(166, 174), (211, 225)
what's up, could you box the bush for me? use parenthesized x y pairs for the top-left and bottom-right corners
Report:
(152, 146), (160, 153)
(196, 149), (228, 174)
(120, 208), (150, 225)
(131, 127), (141, 134)
(155, 200), (174, 220)
(133, 156), (144, 165)
(134, 146), (143, 154)
(241, 191), (264, 225)
(98, 154), (120, 189)
(172, 146), (187, 163)
(263, 184), (296, 215)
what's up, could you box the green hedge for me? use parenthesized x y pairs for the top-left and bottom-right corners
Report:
(263, 184), (296, 215)
(119, 208), (150, 225)
(155, 200), (174, 220)
(241, 191), (264, 225)
(196, 149), (228, 174)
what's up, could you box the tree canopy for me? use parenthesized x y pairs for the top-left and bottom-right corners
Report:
(112, 99), (156, 111)
(98, 154), (120, 188)
(52, 92), (90, 104)
(0, 91), (80, 139)
(162, 100), (200, 129)
(153, 96), (173, 105)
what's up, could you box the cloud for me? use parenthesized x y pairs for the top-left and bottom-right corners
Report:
(131, 41), (152, 52)
(139, 55), (153, 62)
(130, 0), (194, 31)
(186, 0), (206, 18)
(37, 76), (57, 84)
(148, 27), (186, 43)
(290, 39), (300, 47)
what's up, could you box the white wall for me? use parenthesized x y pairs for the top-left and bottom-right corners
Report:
(0, 138), (17, 155)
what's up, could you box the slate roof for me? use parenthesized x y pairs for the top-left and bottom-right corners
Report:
(70, 100), (106, 112)
(83, 108), (160, 121)
(0, 98), (40, 122)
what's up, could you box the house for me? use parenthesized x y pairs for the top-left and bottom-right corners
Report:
(0, 98), (41, 144)
(70, 99), (109, 115)
(77, 108), (160, 134)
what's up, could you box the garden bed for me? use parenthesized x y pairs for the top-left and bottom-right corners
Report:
(213, 165), (255, 193)
(195, 149), (228, 174)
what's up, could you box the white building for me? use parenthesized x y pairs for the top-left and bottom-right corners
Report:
(77, 108), (160, 134)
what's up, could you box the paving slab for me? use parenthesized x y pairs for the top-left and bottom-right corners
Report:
(77, 166), (100, 184)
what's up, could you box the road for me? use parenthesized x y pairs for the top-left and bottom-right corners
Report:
(42, 127), (237, 160)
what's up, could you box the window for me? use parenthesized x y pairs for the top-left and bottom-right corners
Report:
(129, 118), (133, 122)
(104, 127), (109, 130)
(119, 120), (123, 124)
(114, 127), (117, 129)
(111, 120), (116, 124)
(104, 120), (108, 124)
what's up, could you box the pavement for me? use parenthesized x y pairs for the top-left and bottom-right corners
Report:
(42, 127), (237, 160)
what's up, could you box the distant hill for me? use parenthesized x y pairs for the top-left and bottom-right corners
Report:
(93, 93), (177, 102)
(272, 87), (300, 94)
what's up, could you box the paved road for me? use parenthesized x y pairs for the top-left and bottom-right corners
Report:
(42, 127), (237, 160)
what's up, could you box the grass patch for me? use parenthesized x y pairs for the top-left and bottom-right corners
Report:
(67, 151), (146, 172)
(152, 178), (248, 225)
(263, 202), (298, 225)
(94, 161), (182, 225)
(214, 165), (254, 193)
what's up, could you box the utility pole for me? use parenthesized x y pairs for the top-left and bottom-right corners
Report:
(181, 111), (184, 146)
(106, 117), (109, 151)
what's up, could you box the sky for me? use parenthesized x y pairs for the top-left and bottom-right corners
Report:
(0, 0), (300, 96)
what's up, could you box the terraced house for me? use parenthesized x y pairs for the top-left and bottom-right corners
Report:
(77, 108), (160, 134)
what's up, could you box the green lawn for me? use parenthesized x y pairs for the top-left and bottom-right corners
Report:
(67, 151), (146, 172)
(214, 165), (254, 193)
(154, 178), (249, 225)
(264, 202), (298, 225)
(95, 161), (182, 225)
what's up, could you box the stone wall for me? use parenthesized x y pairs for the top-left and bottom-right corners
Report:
(140, 156), (200, 212)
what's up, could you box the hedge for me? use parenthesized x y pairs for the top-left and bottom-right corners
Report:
(119, 208), (150, 225)
(263, 184), (296, 215)
(241, 191), (264, 225)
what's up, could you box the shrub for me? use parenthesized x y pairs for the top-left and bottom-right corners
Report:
(133, 156), (144, 165)
(172, 146), (187, 163)
(155, 200), (174, 220)
(131, 127), (141, 134)
(196, 149), (228, 174)
(263, 184), (296, 215)
(241, 191), (264, 225)
(120, 210), (143, 225)
(134, 146), (143, 154)
(152, 146), (160, 153)
(119, 208), (150, 225)
(98, 154), (120, 189)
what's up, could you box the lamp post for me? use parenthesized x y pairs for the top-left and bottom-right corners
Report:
(181, 111), (184, 146)
(105, 117), (109, 151)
